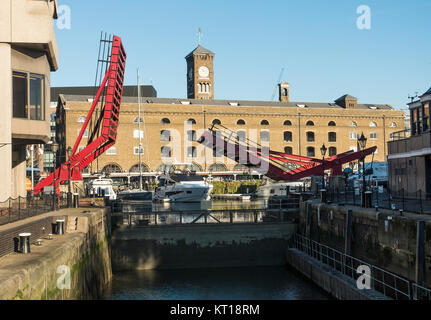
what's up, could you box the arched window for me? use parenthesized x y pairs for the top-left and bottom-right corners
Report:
(389, 122), (397, 128)
(77, 116), (86, 123)
(186, 118), (196, 124)
(306, 131), (315, 142)
(160, 130), (171, 141)
(187, 130), (197, 141)
(133, 117), (143, 123)
(307, 147), (315, 157)
(161, 146), (171, 158)
(328, 121), (336, 126)
(261, 120), (269, 126)
(329, 147), (337, 156)
(350, 121), (357, 127)
(306, 121), (314, 126)
(129, 164), (149, 172)
(284, 146), (293, 155)
(233, 164), (249, 172)
(284, 131), (292, 142)
(237, 119), (246, 125)
(212, 119), (221, 125)
(237, 130), (246, 142)
(283, 120), (292, 126)
(101, 163), (122, 174)
(209, 163), (227, 172)
(370, 122), (377, 127)
(260, 130), (270, 142)
(161, 118), (170, 125)
(187, 146), (197, 158)
(133, 129), (144, 139)
(328, 132), (336, 142)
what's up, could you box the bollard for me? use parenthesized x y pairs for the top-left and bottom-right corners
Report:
(19, 233), (31, 254)
(48, 233), (53, 240)
(56, 219), (65, 235)
(73, 193), (79, 208)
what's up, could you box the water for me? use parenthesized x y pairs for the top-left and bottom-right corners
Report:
(104, 266), (330, 300)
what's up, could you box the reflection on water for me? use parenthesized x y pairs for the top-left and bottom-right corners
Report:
(105, 266), (330, 300)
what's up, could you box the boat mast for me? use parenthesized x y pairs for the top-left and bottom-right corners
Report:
(137, 68), (143, 191)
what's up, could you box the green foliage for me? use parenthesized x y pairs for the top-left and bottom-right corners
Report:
(211, 181), (263, 194)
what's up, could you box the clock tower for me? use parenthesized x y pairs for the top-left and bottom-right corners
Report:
(185, 45), (215, 100)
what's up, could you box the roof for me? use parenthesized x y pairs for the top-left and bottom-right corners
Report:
(60, 95), (395, 111)
(422, 87), (431, 96)
(335, 94), (358, 103)
(185, 45), (215, 59)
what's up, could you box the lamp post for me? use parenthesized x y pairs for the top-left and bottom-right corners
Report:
(357, 132), (368, 207)
(50, 140), (59, 211)
(320, 143), (327, 203)
(67, 146), (73, 208)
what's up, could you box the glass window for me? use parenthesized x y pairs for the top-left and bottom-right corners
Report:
(284, 147), (293, 155)
(284, 120), (292, 126)
(187, 130), (197, 141)
(307, 147), (315, 157)
(212, 119), (221, 125)
(12, 72), (28, 118)
(328, 132), (336, 142)
(237, 119), (246, 125)
(133, 117), (143, 123)
(284, 131), (292, 142)
(370, 132), (377, 139)
(350, 132), (357, 140)
(133, 146), (144, 155)
(29, 74), (45, 120)
(350, 121), (357, 127)
(306, 131), (315, 142)
(328, 121), (336, 126)
(161, 118), (170, 125)
(370, 122), (377, 127)
(106, 147), (117, 155)
(187, 118), (196, 124)
(389, 122), (397, 128)
(329, 147), (337, 156)
(133, 129), (144, 139)
(306, 121), (314, 126)
(261, 120), (269, 125)
(161, 130), (171, 141)
(161, 146), (171, 158)
(77, 117), (86, 123)
(187, 146), (197, 158)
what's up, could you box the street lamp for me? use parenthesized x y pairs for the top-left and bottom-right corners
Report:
(357, 132), (368, 207)
(50, 140), (59, 211)
(320, 143), (327, 202)
(67, 146), (73, 208)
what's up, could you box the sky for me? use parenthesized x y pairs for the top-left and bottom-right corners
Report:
(51, 0), (431, 110)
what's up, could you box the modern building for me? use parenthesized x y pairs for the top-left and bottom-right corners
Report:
(52, 44), (404, 183)
(387, 87), (431, 196)
(0, 0), (59, 201)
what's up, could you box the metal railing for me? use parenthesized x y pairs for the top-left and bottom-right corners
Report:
(0, 192), (68, 226)
(290, 233), (431, 300)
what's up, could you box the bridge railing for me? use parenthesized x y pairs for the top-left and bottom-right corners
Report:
(290, 233), (431, 300)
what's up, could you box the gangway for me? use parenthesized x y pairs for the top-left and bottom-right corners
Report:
(34, 34), (127, 195)
(197, 124), (376, 182)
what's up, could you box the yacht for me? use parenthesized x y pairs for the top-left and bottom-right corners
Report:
(255, 181), (304, 198)
(87, 176), (117, 200)
(154, 173), (213, 202)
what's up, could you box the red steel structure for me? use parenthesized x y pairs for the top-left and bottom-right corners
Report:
(34, 35), (127, 195)
(198, 124), (377, 181)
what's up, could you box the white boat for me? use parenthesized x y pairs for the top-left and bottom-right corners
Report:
(88, 176), (117, 200)
(154, 173), (213, 202)
(255, 181), (304, 198)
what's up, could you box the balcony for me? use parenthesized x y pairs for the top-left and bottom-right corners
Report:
(388, 130), (431, 156)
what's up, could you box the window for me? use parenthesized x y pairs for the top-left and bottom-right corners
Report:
(284, 120), (292, 126)
(106, 147), (117, 155)
(306, 121), (314, 126)
(349, 132), (357, 140)
(328, 121), (336, 126)
(237, 119), (246, 125)
(261, 120), (269, 126)
(161, 146), (171, 158)
(328, 132), (336, 142)
(350, 121), (357, 127)
(133, 146), (143, 155)
(102, 163), (122, 173)
(77, 117), (86, 123)
(160, 130), (171, 141)
(209, 163), (227, 172)
(237, 130), (246, 142)
(389, 122), (397, 128)
(370, 122), (377, 127)
(329, 147), (337, 156)
(29, 74), (45, 120)
(261, 131), (270, 142)
(306, 131), (315, 142)
(133, 117), (143, 123)
(187, 130), (197, 141)
(133, 129), (144, 139)
(186, 118), (196, 124)
(284, 131), (292, 142)
(284, 147), (293, 155)
(77, 129), (89, 138)
(370, 132), (377, 139)
(187, 146), (197, 158)
(12, 72), (28, 119)
(307, 147), (315, 157)
(198, 83), (211, 93)
(212, 119), (221, 125)
(161, 118), (170, 125)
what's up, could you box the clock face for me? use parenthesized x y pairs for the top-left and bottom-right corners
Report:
(198, 66), (209, 78)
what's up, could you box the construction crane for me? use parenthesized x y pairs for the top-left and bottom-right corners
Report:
(270, 68), (285, 101)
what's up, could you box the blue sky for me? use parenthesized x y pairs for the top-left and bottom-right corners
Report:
(52, 0), (431, 110)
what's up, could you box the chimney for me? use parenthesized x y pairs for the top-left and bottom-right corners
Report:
(278, 82), (290, 102)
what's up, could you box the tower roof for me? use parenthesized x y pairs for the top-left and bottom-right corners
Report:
(335, 94), (357, 103)
(185, 45), (215, 59)
(422, 87), (431, 96)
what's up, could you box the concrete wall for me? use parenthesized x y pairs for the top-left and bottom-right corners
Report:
(300, 200), (431, 288)
(0, 208), (112, 300)
(111, 222), (297, 271)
